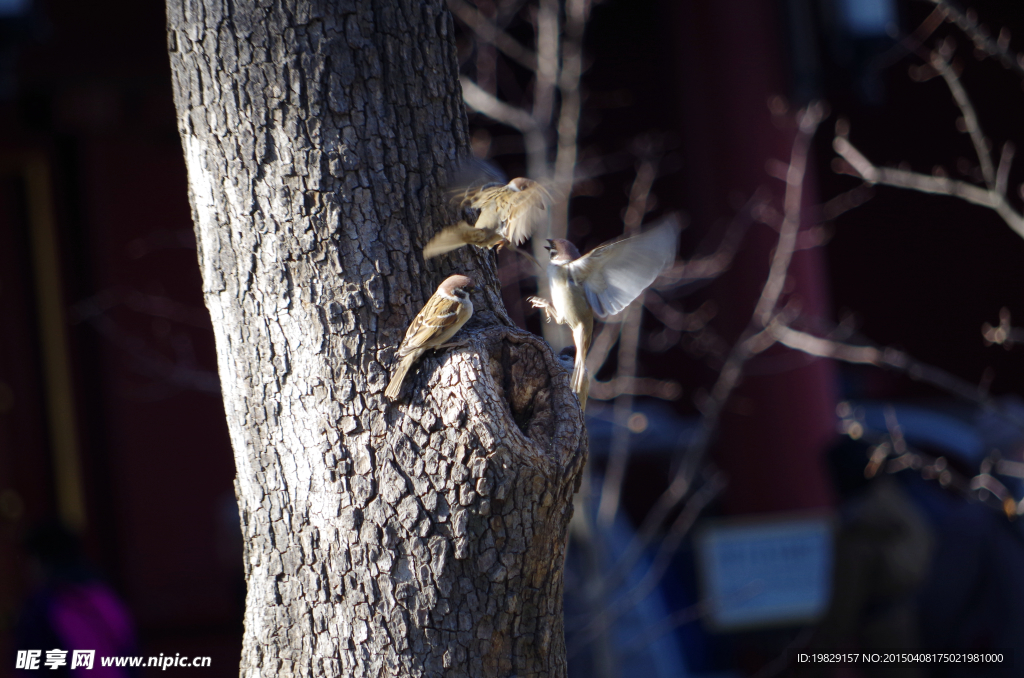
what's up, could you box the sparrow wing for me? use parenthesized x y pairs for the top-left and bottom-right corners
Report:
(446, 157), (507, 207)
(464, 184), (506, 210)
(498, 182), (553, 246)
(568, 216), (681, 318)
(449, 156), (507, 188)
(397, 294), (467, 357)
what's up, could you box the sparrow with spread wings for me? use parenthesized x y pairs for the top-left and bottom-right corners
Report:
(385, 275), (476, 401)
(529, 216), (681, 404)
(423, 172), (553, 260)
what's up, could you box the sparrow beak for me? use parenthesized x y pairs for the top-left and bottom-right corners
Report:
(545, 239), (554, 251)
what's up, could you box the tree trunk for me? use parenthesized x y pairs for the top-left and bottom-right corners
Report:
(164, 2), (587, 676)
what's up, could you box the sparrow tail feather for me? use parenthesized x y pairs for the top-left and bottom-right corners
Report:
(570, 323), (591, 402)
(385, 355), (415, 400)
(423, 222), (477, 259)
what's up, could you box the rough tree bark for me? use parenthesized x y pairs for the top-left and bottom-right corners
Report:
(164, 1), (586, 676)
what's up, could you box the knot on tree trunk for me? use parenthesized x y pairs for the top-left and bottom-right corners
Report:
(399, 317), (583, 455)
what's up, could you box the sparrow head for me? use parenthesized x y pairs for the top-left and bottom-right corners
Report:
(507, 177), (534, 192)
(545, 238), (581, 264)
(438, 274), (475, 300)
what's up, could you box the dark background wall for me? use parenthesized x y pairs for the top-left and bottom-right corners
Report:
(2, 0), (1023, 675)
(0, 0), (241, 671)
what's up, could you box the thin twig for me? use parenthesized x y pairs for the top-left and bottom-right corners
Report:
(924, 0), (1024, 78)
(768, 321), (1017, 417)
(755, 105), (823, 326)
(982, 307), (1024, 348)
(930, 51), (994, 188)
(841, 412), (1023, 519)
(819, 183), (875, 221)
(446, 0), (539, 71)
(996, 141), (1015, 198)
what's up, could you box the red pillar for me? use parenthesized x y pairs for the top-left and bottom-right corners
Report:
(672, 0), (837, 513)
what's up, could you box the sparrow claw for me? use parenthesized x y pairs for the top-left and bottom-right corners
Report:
(527, 296), (556, 322)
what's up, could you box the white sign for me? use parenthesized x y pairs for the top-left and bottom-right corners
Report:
(696, 514), (834, 630)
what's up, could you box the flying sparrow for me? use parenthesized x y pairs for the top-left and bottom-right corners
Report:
(529, 215), (680, 400)
(385, 274), (476, 401)
(423, 177), (553, 259)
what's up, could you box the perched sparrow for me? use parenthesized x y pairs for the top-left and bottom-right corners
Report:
(385, 275), (476, 401)
(423, 177), (552, 259)
(529, 216), (680, 399)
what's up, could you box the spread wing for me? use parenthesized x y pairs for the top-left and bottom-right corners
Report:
(497, 182), (552, 245)
(397, 294), (466, 357)
(446, 157), (507, 207)
(464, 184), (506, 211)
(568, 216), (681, 318)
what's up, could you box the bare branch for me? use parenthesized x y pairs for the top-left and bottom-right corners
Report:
(820, 183), (875, 221)
(995, 459), (1024, 479)
(930, 51), (995, 188)
(996, 141), (1015, 198)
(460, 76), (538, 133)
(588, 376), (682, 401)
(532, 0), (559, 132)
(842, 409), (1024, 519)
(871, 6), (946, 72)
(642, 294), (715, 333)
(461, 76), (549, 176)
(832, 42), (1024, 237)
(753, 104), (825, 326)
(769, 322), (994, 407)
(982, 307), (1024, 348)
(446, 0), (539, 71)
(550, 0), (591, 237)
(833, 135), (1024, 238)
(924, 0), (1024, 77)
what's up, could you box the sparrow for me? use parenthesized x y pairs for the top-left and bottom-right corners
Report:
(529, 215), (680, 400)
(385, 274), (476, 401)
(423, 177), (553, 259)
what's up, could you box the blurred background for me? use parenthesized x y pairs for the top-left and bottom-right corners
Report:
(2, 0), (1024, 676)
